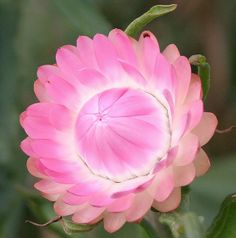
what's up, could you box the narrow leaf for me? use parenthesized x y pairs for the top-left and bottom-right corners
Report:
(125, 4), (177, 38)
(189, 54), (211, 100)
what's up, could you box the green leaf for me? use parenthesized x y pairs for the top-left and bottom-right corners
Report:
(189, 54), (211, 100)
(206, 194), (236, 238)
(125, 4), (177, 38)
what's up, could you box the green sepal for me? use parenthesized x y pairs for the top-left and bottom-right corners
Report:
(189, 54), (211, 100)
(61, 218), (97, 235)
(125, 4), (177, 38)
(206, 193), (236, 238)
(159, 212), (204, 238)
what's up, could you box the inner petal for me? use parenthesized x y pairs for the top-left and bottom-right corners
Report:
(75, 88), (171, 182)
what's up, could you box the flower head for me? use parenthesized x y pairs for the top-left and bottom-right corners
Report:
(20, 29), (217, 233)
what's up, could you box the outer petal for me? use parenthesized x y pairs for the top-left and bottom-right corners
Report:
(34, 180), (71, 194)
(76, 36), (98, 69)
(174, 56), (191, 105)
(125, 190), (153, 222)
(54, 199), (79, 216)
(194, 149), (211, 177)
(34, 80), (51, 102)
(152, 188), (181, 212)
(151, 53), (173, 95)
(104, 212), (126, 233)
(26, 157), (48, 179)
(184, 74), (202, 103)
(173, 163), (196, 187)
(107, 193), (135, 213)
(108, 29), (138, 68)
(162, 44), (180, 64)
(72, 205), (105, 224)
(192, 112), (218, 146)
(138, 31), (160, 77)
(93, 34), (124, 82)
(174, 133), (199, 166)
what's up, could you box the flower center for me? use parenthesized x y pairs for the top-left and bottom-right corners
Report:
(75, 88), (171, 182)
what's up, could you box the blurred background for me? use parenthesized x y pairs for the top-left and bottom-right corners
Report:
(0, 0), (236, 237)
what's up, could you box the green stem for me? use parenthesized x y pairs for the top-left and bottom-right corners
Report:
(125, 4), (177, 38)
(140, 218), (160, 238)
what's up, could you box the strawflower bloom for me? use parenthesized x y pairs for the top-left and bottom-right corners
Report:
(20, 29), (217, 233)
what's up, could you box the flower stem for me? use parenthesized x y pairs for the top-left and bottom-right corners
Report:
(140, 218), (161, 238)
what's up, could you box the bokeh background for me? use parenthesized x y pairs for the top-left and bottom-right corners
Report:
(0, 0), (236, 237)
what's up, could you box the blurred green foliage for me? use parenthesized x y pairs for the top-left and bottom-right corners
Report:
(0, 0), (236, 237)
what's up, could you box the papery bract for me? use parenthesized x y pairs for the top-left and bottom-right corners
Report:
(20, 29), (217, 233)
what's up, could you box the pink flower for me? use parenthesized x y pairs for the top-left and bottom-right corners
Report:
(20, 29), (217, 233)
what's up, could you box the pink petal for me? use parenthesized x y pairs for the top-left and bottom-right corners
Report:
(174, 133), (199, 166)
(151, 53), (173, 95)
(25, 102), (74, 131)
(34, 80), (51, 102)
(34, 180), (71, 194)
(125, 191), (153, 222)
(154, 170), (174, 202)
(26, 158), (48, 179)
(174, 56), (191, 105)
(76, 36), (98, 69)
(55, 46), (84, 80)
(118, 61), (146, 85)
(88, 189), (114, 207)
(184, 74), (202, 103)
(21, 115), (60, 139)
(39, 159), (79, 173)
(107, 193), (135, 212)
(111, 175), (154, 198)
(93, 34), (124, 82)
(75, 69), (108, 89)
(54, 199), (79, 216)
(138, 31), (160, 77)
(68, 179), (111, 197)
(108, 29), (138, 68)
(72, 205), (105, 224)
(42, 193), (60, 201)
(162, 44), (180, 64)
(192, 112), (218, 146)
(194, 149), (210, 176)
(171, 112), (191, 145)
(104, 212), (126, 233)
(63, 192), (89, 206)
(186, 100), (204, 132)
(152, 187), (181, 212)
(39, 74), (79, 111)
(29, 139), (70, 158)
(21, 137), (37, 157)
(173, 163), (196, 187)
